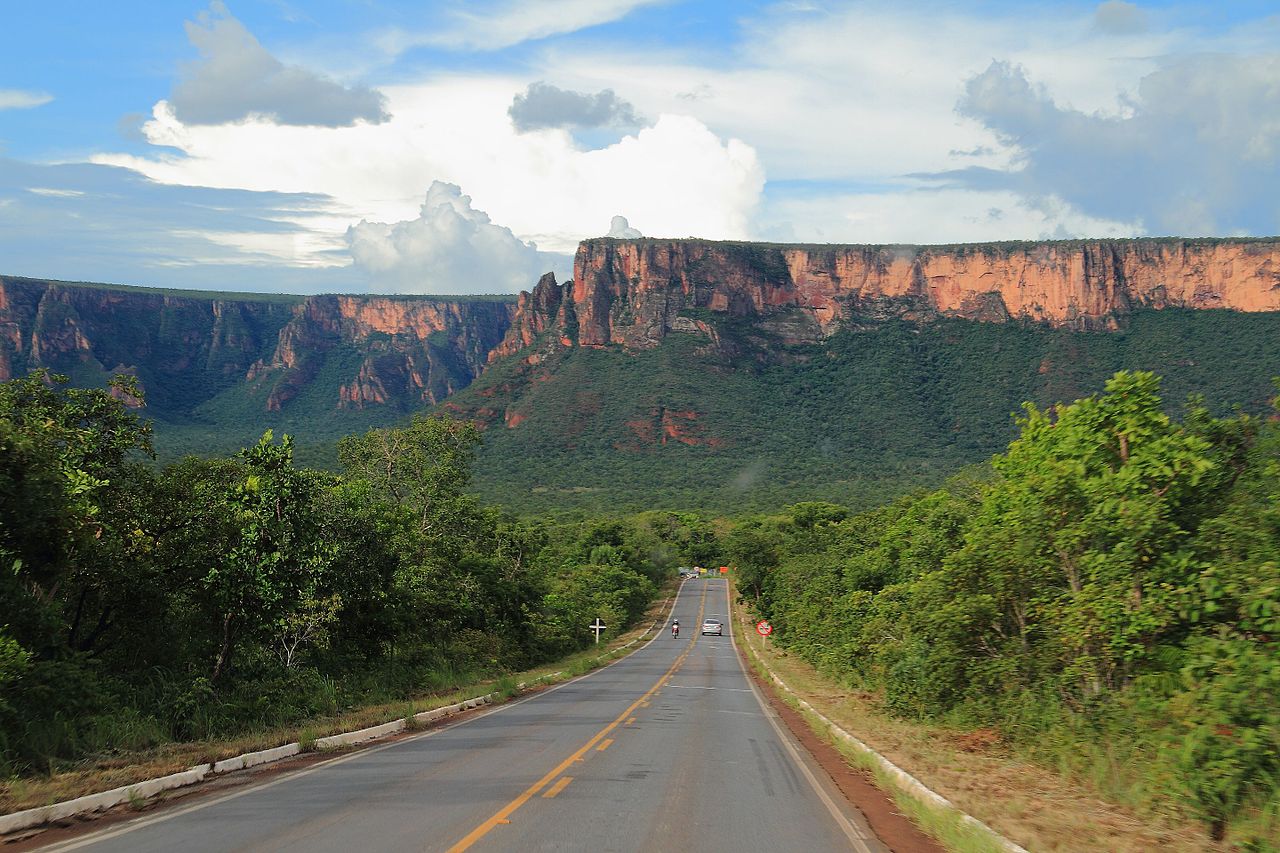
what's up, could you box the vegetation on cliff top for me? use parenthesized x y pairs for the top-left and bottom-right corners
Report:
(579, 234), (1280, 255)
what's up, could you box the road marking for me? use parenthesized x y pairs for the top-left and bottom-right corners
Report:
(40, 582), (694, 853)
(726, 581), (881, 852)
(624, 716), (636, 726)
(596, 738), (614, 751)
(445, 584), (709, 853)
(541, 777), (573, 799)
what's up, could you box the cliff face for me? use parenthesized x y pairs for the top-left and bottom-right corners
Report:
(249, 294), (516, 411)
(508, 238), (1280, 351)
(0, 276), (516, 420)
(0, 277), (297, 410)
(488, 273), (566, 361)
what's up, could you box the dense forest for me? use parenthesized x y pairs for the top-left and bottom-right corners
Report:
(728, 371), (1280, 846)
(0, 371), (720, 779)
(460, 308), (1280, 514)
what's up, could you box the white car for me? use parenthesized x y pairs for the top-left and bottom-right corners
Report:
(701, 619), (723, 636)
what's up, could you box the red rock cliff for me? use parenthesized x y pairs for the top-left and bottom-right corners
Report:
(533, 238), (1280, 350)
(250, 294), (516, 410)
(0, 276), (517, 416)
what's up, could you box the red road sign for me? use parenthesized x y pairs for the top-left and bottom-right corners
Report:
(756, 620), (773, 636)
(719, 566), (728, 573)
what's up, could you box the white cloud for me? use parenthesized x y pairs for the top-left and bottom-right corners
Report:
(0, 89), (53, 110)
(26, 187), (85, 198)
(534, 2), (1183, 187)
(347, 181), (568, 293)
(376, 0), (665, 54)
(172, 2), (388, 126)
(94, 80), (764, 259)
(605, 215), (643, 238)
(948, 56), (1280, 235)
(757, 187), (1137, 246)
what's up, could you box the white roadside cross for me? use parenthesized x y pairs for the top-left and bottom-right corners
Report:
(590, 617), (607, 644)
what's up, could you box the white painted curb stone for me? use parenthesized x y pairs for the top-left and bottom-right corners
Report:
(749, 636), (1030, 853)
(0, 590), (681, 837)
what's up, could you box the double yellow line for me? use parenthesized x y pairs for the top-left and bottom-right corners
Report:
(445, 584), (708, 852)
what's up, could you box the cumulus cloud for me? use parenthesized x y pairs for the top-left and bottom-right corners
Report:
(940, 56), (1280, 235)
(605, 215), (643, 238)
(509, 82), (640, 132)
(0, 89), (53, 110)
(96, 80), (764, 259)
(347, 181), (569, 294)
(1093, 1), (1147, 35)
(171, 1), (388, 127)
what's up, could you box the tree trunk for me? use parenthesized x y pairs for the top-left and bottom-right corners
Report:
(211, 613), (235, 683)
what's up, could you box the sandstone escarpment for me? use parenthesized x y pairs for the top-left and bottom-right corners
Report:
(0, 277), (296, 405)
(250, 294), (516, 411)
(0, 277), (517, 418)
(529, 238), (1280, 351)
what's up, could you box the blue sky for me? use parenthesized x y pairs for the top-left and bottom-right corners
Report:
(3, 1), (1279, 293)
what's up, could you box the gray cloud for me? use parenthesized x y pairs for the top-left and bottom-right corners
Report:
(509, 82), (640, 132)
(605, 215), (643, 238)
(347, 181), (571, 294)
(1093, 1), (1147, 34)
(171, 2), (388, 127)
(0, 158), (358, 292)
(932, 56), (1280, 235)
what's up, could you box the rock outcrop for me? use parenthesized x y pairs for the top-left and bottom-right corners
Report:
(0, 276), (516, 417)
(493, 238), (1280, 353)
(249, 294), (516, 411)
(0, 277), (297, 409)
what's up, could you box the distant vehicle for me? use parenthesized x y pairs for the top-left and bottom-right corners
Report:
(701, 619), (723, 636)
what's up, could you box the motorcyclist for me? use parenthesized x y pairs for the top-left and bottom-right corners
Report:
(671, 619), (680, 639)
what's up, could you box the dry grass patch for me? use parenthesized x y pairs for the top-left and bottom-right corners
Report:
(731, 591), (1225, 853)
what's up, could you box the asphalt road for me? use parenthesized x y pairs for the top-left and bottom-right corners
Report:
(40, 578), (885, 853)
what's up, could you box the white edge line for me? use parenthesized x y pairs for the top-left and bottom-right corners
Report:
(726, 582), (880, 853)
(33, 582), (687, 852)
(734, 587), (1031, 853)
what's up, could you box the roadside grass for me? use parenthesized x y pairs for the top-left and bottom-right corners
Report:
(730, 584), (1226, 853)
(0, 586), (674, 817)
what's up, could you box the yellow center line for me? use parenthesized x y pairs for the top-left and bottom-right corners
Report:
(596, 738), (614, 751)
(443, 584), (708, 853)
(624, 716), (636, 726)
(541, 777), (573, 799)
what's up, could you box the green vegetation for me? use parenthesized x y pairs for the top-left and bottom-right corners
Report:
(582, 235), (1278, 255)
(731, 372), (1280, 846)
(0, 371), (718, 782)
(456, 308), (1280, 514)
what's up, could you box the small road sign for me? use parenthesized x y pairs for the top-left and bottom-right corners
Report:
(756, 620), (773, 636)
(590, 617), (608, 644)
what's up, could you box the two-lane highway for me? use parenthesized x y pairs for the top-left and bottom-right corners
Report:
(40, 579), (885, 853)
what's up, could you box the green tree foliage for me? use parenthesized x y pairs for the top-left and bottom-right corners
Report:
(739, 371), (1280, 843)
(0, 376), (681, 777)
